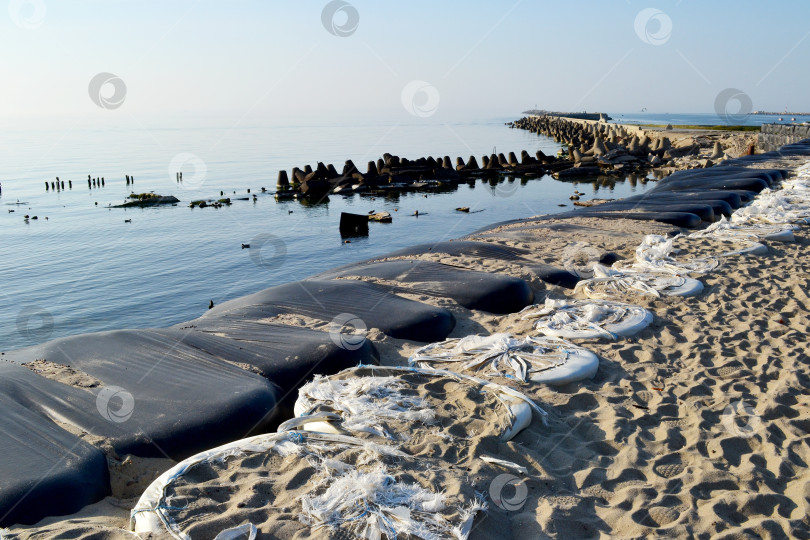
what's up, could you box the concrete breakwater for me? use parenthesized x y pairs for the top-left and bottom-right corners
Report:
(509, 116), (752, 174)
(759, 123), (810, 152)
(521, 109), (610, 121)
(273, 150), (574, 200)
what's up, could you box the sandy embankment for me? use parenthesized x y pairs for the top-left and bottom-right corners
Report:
(5, 170), (810, 538)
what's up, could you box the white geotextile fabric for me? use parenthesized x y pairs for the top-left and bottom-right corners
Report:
(732, 189), (810, 224)
(131, 431), (485, 540)
(613, 234), (718, 274)
(131, 432), (405, 539)
(292, 375), (436, 440)
(689, 216), (797, 250)
(287, 365), (547, 442)
(730, 168), (810, 225)
(686, 165), (810, 252)
(519, 298), (653, 340)
(410, 333), (575, 381)
(299, 467), (485, 540)
(574, 264), (702, 298)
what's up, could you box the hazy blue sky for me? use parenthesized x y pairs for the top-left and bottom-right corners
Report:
(2, 1), (809, 122)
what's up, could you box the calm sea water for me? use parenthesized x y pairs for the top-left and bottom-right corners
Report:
(610, 112), (810, 126)
(0, 116), (656, 351)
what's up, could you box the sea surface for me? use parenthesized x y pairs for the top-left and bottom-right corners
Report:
(0, 116), (657, 351)
(610, 112), (810, 127)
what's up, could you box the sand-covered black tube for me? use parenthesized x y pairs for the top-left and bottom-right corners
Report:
(0, 363), (111, 527)
(4, 330), (280, 459)
(381, 240), (580, 288)
(312, 260), (534, 313)
(200, 279), (456, 342)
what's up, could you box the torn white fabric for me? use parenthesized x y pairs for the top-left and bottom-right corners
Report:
(613, 234), (718, 274)
(409, 333), (598, 385)
(574, 264), (703, 298)
(520, 298), (653, 340)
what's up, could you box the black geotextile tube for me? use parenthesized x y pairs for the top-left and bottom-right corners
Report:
(566, 210), (702, 228)
(310, 259), (534, 314)
(659, 167), (783, 185)
(0, 363), (111, 527)
(662, 167), (785, 182)
(380, 240), (581, 288)
(579, 201), (715, 222)
(3, 329), (280, 460)
(628, 190), (743, 209)
(617, 196), (733, 217)
(200, 279), (456, 342)
(167, 324), (379, 396)
(651, 176), (769, 193)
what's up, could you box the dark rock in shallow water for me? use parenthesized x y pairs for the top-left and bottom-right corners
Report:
(114, 195), (179, 208)
(0, 362), (110, 527)
(340, 212), (369, 236)
(554, 166), (603, 179)
(201, 279), (456, 342)
(313, 260), (534, 314)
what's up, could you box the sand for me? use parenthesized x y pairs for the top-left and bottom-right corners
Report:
(5, 162), (810, 538)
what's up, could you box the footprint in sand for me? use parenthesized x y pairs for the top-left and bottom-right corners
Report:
(654, 462), (685, 479)
(632, 505), (681, 527)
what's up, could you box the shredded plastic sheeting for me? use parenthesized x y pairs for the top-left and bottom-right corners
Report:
(686, 166), (810, 253)
(520, 298), (653, 340)
(613, 234), (718, 274)
(409, 333), (599, 385)
(287, 366), (546, 443)
(290, 374), (436, 440)
(131, 431), (486, 540)
(574, 264), (704, 298)
(728, 167), (810, 225)
(689, 216), (797, 243)
(299, 467), (483, 540)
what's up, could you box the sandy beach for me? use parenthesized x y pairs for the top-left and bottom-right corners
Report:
(5, 148), (810, 539)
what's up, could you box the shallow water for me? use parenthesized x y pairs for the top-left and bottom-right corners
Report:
(0, 116), (656, 350)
